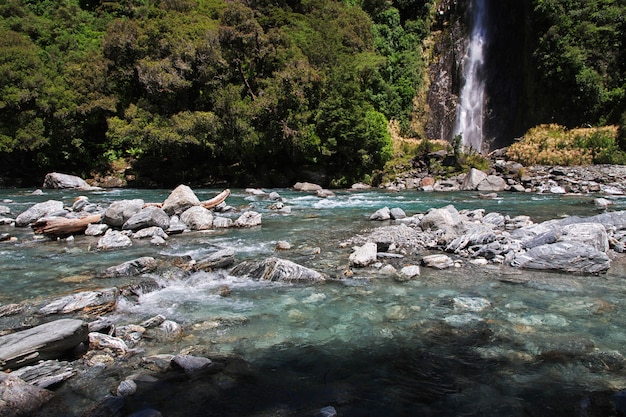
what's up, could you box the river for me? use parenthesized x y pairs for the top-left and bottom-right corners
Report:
(2, 187), (626, 416)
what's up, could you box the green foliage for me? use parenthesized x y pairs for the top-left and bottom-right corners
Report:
(4, 0), (623, 186)
(531, 0), (626, 126)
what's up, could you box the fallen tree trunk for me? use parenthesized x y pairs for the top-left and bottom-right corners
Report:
(32, 214), (102, 239)
(201, 189), (230, 209)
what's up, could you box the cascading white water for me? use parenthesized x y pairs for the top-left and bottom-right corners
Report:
(453, 0), (487, 152)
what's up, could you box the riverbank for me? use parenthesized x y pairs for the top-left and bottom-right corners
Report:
(383, 154), (626, 195)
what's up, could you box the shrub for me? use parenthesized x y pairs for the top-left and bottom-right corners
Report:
(506, 124), (622, 166)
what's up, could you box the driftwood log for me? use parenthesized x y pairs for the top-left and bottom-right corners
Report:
(32, 214), (102, 239)
(200, 189), (231, 209)
(31, 189), (231, 239)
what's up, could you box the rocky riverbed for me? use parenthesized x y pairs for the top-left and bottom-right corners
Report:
(1, 170), (626, 416)
(384, 154), (626, 195)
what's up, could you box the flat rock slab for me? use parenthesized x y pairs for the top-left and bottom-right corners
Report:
(39, 288), (119, 315)
(0, 319), (88, 370)
(512, 242), (610, 274)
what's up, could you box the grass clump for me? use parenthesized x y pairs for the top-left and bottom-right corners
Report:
(506, 124), (625, 166)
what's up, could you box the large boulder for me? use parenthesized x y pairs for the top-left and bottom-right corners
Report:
(420, 205), (463, 231)
(0, 319), (88, 370)
(43, 172), (97, 190)
(231, 257), (325, 282)
(102, 199), (145, 227)
(477, 175), (507, 192)
(511, 242), (610, 274)
(122, 206), (170, 231)
(15, 200), (65, 227)
(461, 168), (488, 191)
(161, 185), (201, 215)
(180, 206), (213, 230)
(293, 182), (322, 192)
(560, 222), (609, 252)
(419, 205), (463, 244)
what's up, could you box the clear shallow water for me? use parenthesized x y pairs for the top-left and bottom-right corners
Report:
(2, 188), (626, 416)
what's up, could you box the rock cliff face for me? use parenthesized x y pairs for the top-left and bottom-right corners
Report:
(425, 0), (531, 149)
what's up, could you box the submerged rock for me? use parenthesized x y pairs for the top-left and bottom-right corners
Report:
(172, 354), (217, 378)
(0, 373), (54, 416)
(10, 360), (76, 388)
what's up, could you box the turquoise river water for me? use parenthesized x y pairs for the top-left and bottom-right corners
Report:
(2, 188), (626, 417)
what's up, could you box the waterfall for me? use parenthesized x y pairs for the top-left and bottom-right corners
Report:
(453, 0), (487, 152)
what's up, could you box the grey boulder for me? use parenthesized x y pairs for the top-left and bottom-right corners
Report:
(123, 206), (170, 231)
(15, 200), (65, 227)
(102, 199), (145, 227)
(43, 172), (98, 190)
(231, 257), (325, 282)
(161, 185), (201, 215)
(512, 242), (610, 274)
(0, 319), (88, 370)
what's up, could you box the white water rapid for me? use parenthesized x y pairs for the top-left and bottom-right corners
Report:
(453, 0), (487, 152)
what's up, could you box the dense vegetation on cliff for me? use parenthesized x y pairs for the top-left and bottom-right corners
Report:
(0, 0), (624, 187)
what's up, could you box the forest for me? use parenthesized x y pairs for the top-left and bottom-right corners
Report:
(0, 0), (624, 187)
